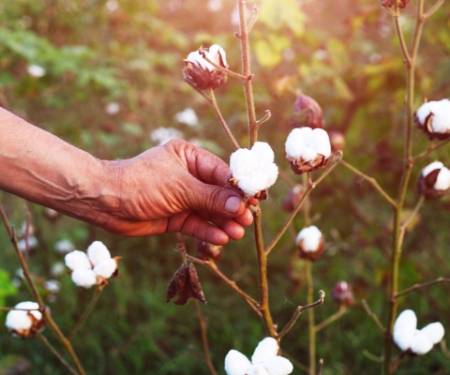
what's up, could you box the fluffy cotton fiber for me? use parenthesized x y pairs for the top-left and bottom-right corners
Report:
(421, 161), (450, 191)
(296, 226), (323, 252)
(285, 127), (331, 161)
(416, 99), (450, 134)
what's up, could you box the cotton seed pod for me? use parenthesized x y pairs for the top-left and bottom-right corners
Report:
(418, 161), (450, 199)
(5, 301), (45, 338)
(329, 130), (346, 152)
(183, 44), (228, 90)
(282, 184), (304, 212)
(285, 127), (332, 174)
(332, 281), (354, 306)
(416, 99), (450, 140)
(381, 0), (410, 8)
(291, 95), (324, 128)
(296, 225), (325, 261)
(166, 262), (207, 305)
(197, 241), (223, 261)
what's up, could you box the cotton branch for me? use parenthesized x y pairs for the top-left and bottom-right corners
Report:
(314, 306), (348, 333)
(278, 290), (325, 340)
(194, 301), (218, 375)
(361, 299), (385, 332)
(394, 277), (450, 298)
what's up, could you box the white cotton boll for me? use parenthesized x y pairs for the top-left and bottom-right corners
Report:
(285, 127), (331, 161)
(64, 251), (91, 271)
(262, 356), (294, 375)
(224, 350), (252, 375)
(87, 241), (111, 266)
(296, 226), (322, 252)
(5, 310), (33, 331)
(51, 262), (65, 277)
(421, 161), (443, 177)
(251, 337), (279, 365)
(17, 236), (38, 252)
(393, 309), (417, 351)
(229, 142), (279, 196)
(175, 108), (199, 127)
(71, 268), (97, 289)
(150, 127), (183, 145)
(93, 258), (117, 279)
(416, 99), (450, 134)
(14, 302), (41, 321)
(435, 167), (450, 191)
(105, 102), (120, 116)
(208, 44), (228, 69)
(420, 322), (445, 345)
(54, 239), (75, 254)
(27, 64), (46, 78)
(410, 329), (434, 355)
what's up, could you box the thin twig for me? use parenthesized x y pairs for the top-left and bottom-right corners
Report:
(70, 288), (103, 339)
(194, 301), (218, 375)
(340, 160), (397, 208)
(37, 333), (78, 375)
(361, 300), (385, 332)
(278, 290), (325, 340)
(423, 0), (446, 18)
(314, 306), (348, 333)
(395, 277), (450, 298)
(266, 154), (342, 255)
(256, 109), (272, 125)
(209, 89), (240, 149)
(187, 255), (261, 316)
(199, 51), (249, 81)
(400, 196), (424, 232)
(412, 138), (450, 160)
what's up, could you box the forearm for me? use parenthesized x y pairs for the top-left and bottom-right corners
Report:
(0, 107), (118, 223)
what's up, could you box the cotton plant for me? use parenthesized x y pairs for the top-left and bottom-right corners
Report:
(229, 142), (279, 198)
(5, 301), (45, 338)
(224, 337), (293, 375)
(393, 310), (445, 355)
(64, 241), (119, 289)
(416, 99), (450, 139)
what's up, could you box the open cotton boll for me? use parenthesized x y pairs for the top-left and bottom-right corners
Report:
(410, 329), (434, 355)
(224, 350), (252, 375)
(416, 99), (450, 137)
(229, 142), (279, 197)
(420, 322), (445, 345)
(93, 258), (118, 279)
(5, 309), (34, 332)
(393, 309), (417, 351)
(71, 268), (97, 289)
(251, 337), (279, 364)
(87, 241), (111, 266)
(65, 250), (91, 271)
(296, 226), (322, 252)
(419, 161), (450, 198)
(6, 301), (43, 337)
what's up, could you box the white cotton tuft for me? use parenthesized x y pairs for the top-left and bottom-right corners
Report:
(416, 99), (450, 134)
(105, 102), (120, 115)
(251, 337), (279, 365)
(261, 356), (294, 375)
(27, 64), (46, 78)
(419, 322), (445, 345)
(185, 44), (228, 72)
(421, 161), (450, 191)
(248, 365), (269, 375)
(285, 127), (331, 161)
(229, 142), (279, 196)
(150, 127), (183, 145)
(65, 250), (91, 271)
(54, 239), (75, 254)
(71, 268), (97, 289)
(410, 329), (434, 355)
(5, 301), (42, 333)
(175, 108), (199, 127)
(44, 280), (61, 293)
(296, 226), (323, 252)
(87, 241), (111, 266)
(51, 262), (66, 277)
(93, 258), (118, 279)
(224, 349), (252, 375)
(393, 309), (417, 351)
(421, 161), (443, 177)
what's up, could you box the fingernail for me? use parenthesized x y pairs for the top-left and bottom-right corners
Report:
(225, 196), (241, 213)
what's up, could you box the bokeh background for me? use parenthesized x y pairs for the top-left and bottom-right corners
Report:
(0, 0), (449, 374)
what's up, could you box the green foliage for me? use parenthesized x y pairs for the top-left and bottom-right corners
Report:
(0, 270), (17, 307)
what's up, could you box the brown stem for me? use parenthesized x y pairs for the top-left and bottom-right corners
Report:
(187, 255), (261, 317)
(278, 290), (325, 340)
(194, 301), (218, 375)
(395, 277), (450, 298)
(37, 333), (78, 375)
(266, 155), (342, 255)
(199, 52), (249, 81)
(314, 306), (348, 333)
(70, 288), (103, 339)
(412, 138), (450, 160)
(209, 89), (240, 150)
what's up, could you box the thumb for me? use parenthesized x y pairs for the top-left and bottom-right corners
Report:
(187, 180), (246, 218)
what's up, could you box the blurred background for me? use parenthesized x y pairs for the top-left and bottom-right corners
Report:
(0, 0), (449, 373)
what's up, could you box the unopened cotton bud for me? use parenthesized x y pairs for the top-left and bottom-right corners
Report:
(416, 99), (450, 139)
(5, 301), (44, 338)
(296, 225), (325, 261)
(229, 142), (279, 197)
(183, 44), (228, 90)
(71, 268), (97, 289)
(292, 95), (324, 128)
(197, 241), (223, 261)
(332, 281), (354, 306)
(87, 241), (111, 266)
(282, 184), (304, 212)
(285, 127), (332, 174)
(65, 250), (91, 271)
(419, 161), (450, 199)
(93, 258), (118, 279)
(381, 0), (410, 8)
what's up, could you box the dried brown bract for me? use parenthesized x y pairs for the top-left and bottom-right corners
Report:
(166, 262), (207, 305)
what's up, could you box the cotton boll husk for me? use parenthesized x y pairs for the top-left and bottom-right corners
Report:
(71, 268), (97, 288)
(262, 356), (294, 375)
(251, 337), (279, 364)
(87, 241), (111, 266)
(296, 226), (322, 252)
(393, 309), (417, 351)
(224, 350), (252, 375)
(434, 167), (450, 190)
(410, 329), (434, 355)
(93, 258), (117, 279)
(65, 251), (91, 271)
(420, 322), (445, 345)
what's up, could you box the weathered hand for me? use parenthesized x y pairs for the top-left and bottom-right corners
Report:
(100, 139), (252, 244)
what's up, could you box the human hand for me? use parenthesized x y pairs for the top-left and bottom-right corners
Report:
(96, 139), (253, 244)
